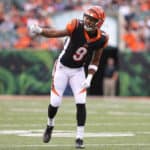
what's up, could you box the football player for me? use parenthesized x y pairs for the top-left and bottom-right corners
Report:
(28, 5), (109, 149)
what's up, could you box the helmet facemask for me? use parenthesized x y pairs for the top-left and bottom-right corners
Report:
(83, 14), (99, 32)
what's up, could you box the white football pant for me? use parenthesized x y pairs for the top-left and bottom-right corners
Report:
(50, 61), (87, 107)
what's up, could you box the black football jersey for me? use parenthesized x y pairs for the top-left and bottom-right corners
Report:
(59, 19), (108, 68)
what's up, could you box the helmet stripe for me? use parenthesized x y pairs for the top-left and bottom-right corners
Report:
(89, 8), (99, 19)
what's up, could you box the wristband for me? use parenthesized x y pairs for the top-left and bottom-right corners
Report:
(88, 65), (98, 72)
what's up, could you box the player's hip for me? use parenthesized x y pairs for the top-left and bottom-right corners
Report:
(54, 59), (84, 76)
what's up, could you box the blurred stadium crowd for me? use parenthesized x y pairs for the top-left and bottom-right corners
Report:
(0, 0), (149, 51)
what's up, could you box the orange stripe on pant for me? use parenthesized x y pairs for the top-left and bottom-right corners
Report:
(51, 84), (60, 96)
(79, 88), (86, 94)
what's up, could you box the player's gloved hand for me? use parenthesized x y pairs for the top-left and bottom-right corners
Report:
(82, 74), (93, 88)
(28, 23), (43, 36)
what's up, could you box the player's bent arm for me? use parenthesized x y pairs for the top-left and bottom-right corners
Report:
(41, 28), (70, 38)
(82, 48), (103, 88)
(88, 31), (109, 75)
(88, 48), (103, 75)
(83, 33), (109, 88)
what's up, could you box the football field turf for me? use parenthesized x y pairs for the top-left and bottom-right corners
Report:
(0, 96), (150, 150)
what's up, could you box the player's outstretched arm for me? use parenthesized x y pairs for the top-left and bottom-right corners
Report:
(41, 28), (70, 37)
(28, 23), (70, 38)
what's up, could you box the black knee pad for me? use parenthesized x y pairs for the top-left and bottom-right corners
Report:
(76, 104), (86, 126)
(48, 104), (58, 119)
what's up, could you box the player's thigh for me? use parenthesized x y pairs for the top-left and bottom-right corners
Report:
(69, 68), (86, 104)
(53, 61), (69, 92)
(50, 63), (68, 106)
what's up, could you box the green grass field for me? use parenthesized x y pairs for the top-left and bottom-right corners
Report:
(0, 96), (150, 150)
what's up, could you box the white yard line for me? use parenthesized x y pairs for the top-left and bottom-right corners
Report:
(0, 129), (150, 137)
(0, 129), (135, 138)
(19, 133), (135, 137)
(0, 129), (135, 137)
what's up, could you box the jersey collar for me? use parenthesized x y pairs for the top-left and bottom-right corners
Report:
(84, 29), (101, 43)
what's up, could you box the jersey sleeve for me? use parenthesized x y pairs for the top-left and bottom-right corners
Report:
(66, 18), (78, 34)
